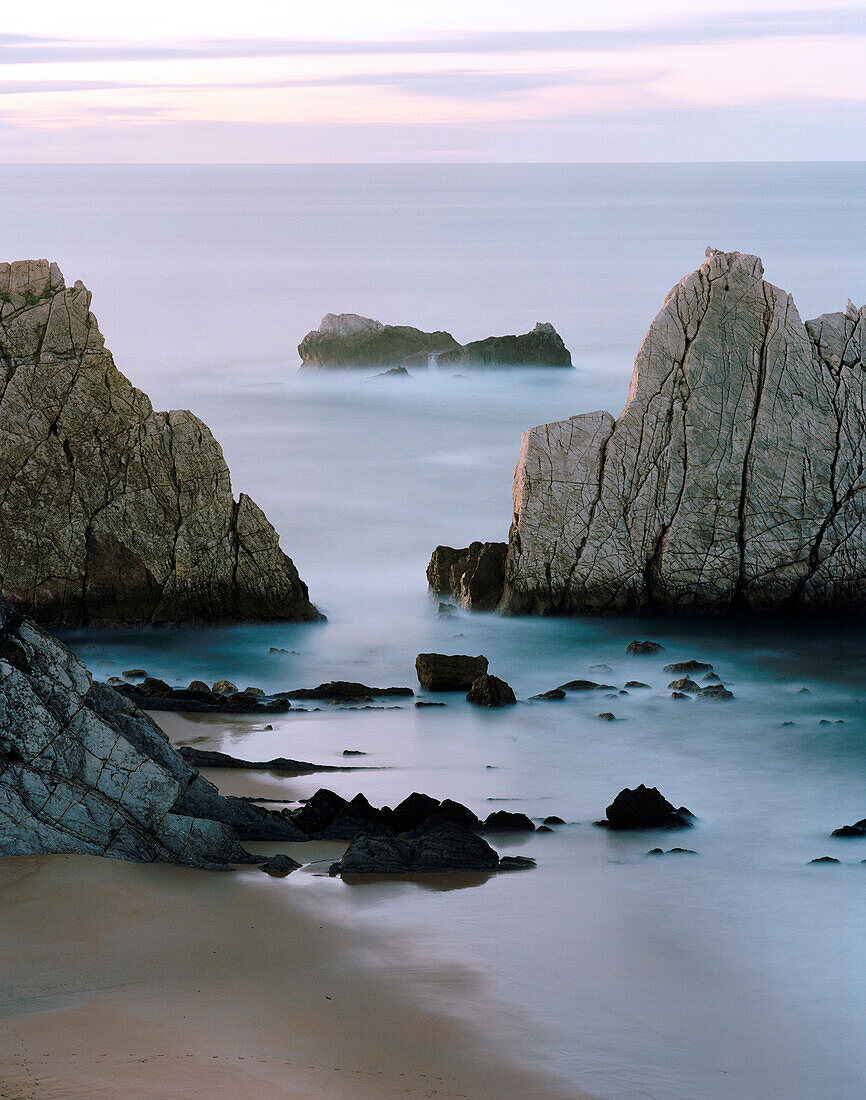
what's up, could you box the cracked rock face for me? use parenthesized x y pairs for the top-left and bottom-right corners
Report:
(0, 260), (318, 626)
(502, 248), (866, 614)
(0, 598), (305, 868)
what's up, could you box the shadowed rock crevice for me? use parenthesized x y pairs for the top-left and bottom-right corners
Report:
(0, 260), (319, 627)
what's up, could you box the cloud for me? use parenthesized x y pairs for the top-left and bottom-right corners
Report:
(0, 9), (863, 67)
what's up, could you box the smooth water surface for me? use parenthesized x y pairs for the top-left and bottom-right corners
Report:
(3, 164), (866, 1098)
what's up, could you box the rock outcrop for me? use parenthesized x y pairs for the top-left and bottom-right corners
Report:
(466, 674), (517, 707)
(427, 542), (507, 611)
(436, 322), (572, 368)
(298, 314), (571, 369)
(298, 313), (459, 369)
(449, 249), (866, 614)
(415, 653), (488, 691)
(0, 260), (318, 627)
(597, 785), (694, 831)
(0, 599), (306, 868)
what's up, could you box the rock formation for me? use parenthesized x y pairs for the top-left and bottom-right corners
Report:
(0, 259), (318, 627)
(440, 249), (866, 614)
(0, 599), (306, 868)
(427, 542), (507, 611)
(298, 314), (571, 369)
(298, 313), (459, 369)
(415, 653), (488, 691)
(436, 322), (572, 368)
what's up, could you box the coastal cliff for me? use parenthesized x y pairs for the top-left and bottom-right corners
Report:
(298, 313), (571, 369)
(431, 249), (866, 614)
(0, 260), (318, 627)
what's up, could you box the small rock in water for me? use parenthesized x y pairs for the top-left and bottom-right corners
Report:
(343, 749), (367, 756)
(263, 723), (273, 731)
(596, 712), (616, 721)
(668, 677), (700, 693)
(497, 855), (537, 872)
(781, 721), (795, 726)
(624, 681), (650, 689)
(646, 847), (697, 856)
(530, 688), (567, 701)
(415, 699), (446, 707)
(558, 680), (599, 691)
(536, 824), (553, 833)
(618, 689), (629, 695)
(482, 810), (535, 832)
(809, 856), (840, 864)
(122, 669), (148, 679)
(588, 664), (613, 673)
(703, 672), (722, 683)
(626, 640), (664, 655)
(437, 602), (457, 617)
(671, 692), (689, 700)
(599, 785), (694, 830)
(260, 855), (302, 876)
(543, 816), (565, 826)
(416, 652), (488, 691)
(697, 685), (734, 700)
(664, 660), (713, 675)
(796, 687), (811, 694)
(466, 674), (516, 707)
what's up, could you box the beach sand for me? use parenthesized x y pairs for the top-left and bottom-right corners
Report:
(0, 714), (584, 1100)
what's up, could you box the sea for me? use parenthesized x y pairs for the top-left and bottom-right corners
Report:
(2, 162), (866, 1098)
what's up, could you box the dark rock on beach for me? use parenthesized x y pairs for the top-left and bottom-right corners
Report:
(427, 542), (507, 611)
(331, 824), (501, 875)
(177, 747), (349, 774)
(598, 785), (694, 831)
(416, 652), (488, 691)
(466, 674), (516, 707)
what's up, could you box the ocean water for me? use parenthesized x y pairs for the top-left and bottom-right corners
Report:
(3, 163), (866, 1098)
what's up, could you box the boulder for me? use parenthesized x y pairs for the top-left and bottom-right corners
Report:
(0, 260), (318, 627)
(530, 688), (567, 700)
(0, 599), (306, 867)
(497, 855), (537, 871)
(212, 680), (238, 695)
(415, 653), (488, 691)
(437, 322), (572, 368)
(260, 854), (302, 876)
(481, 810), (535, 832)
(281, 681), (413, 700)
(624, 681), (650, 689)
(626, 640), (664, 655)
(331, 824), (500, 875)
(298, 313), (460, 369)
(599, 785), (694, 830)
(831, 818), (866, 838)
(495, 249), (866, 614)
(668, 677), (701, 693)
(426, 542), (507, 611)
(466, 674), (517, 707)
(664, 661), (714, 675)
(697, 685), (734, 700)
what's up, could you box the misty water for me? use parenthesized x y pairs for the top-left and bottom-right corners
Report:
(3, 164), (866, 1098)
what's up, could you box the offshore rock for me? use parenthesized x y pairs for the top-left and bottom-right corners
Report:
(0, 599), (305, 867)
(427, 542), (507, 611)
(0, 260), (318, 627)
(298, 313), (459, 369)
(466, 673), (517, 707)
(598, 785), (694, 831)
(499, 249), (866, 614)
(415, 652), (488, 691)
(437, 322), (572, 368)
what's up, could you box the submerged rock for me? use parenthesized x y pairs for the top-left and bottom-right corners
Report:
(427, 542), (507, 611)
(0, 599), (306, 867)
(0, 260), (319, 627)
(598, 785), (694, 830)
(466, 673), (517, 707)
(415, 652), (488, 691)
(299, 313), (459, 369)
(495, 249), (866, 614)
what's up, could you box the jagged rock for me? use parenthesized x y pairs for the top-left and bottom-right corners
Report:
(298, 313), (460, 369)
(369, 365), (411, 380)
(437, 322), (572, 368)
(331, 824), (500, 875)
(626, 640), (664, 655)
(481, 810), (535, 832)
(697, 685), (734, 700)
(530, 688), (567, 700)
(426, 542), (507, 611)
(497, 249), (866, 614)
(281, 681), (413, 700)
(212, 680), (238, 695)
(598, 785), (694, 830)
(831, 818), (866, 838)
(0, 599), (306, 867)
(0, 260), (318, 627)
(466, 674), (516, 707)
(415, 652), (488, 691)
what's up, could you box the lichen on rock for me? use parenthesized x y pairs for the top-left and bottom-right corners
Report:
(0, 259), (318, 626)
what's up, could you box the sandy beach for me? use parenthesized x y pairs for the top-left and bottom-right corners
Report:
(0, 710), (583, 1100)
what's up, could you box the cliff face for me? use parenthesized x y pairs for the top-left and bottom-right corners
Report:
(0, 599), (304, 867)
(298, 313), (460, 368)
(0, 260), (318, 627)
(297, 314), (572, 369)
(502, 249), (866, 614)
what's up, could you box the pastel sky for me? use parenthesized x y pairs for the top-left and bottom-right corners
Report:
(1, 0), (864, 161)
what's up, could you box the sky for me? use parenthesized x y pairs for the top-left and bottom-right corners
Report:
(0, 0), (863, 162)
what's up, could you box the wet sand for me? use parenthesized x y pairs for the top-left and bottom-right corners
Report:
(0, 711), (584, 1099)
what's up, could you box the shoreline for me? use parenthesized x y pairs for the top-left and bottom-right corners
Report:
(0, 709), (587, 1100)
